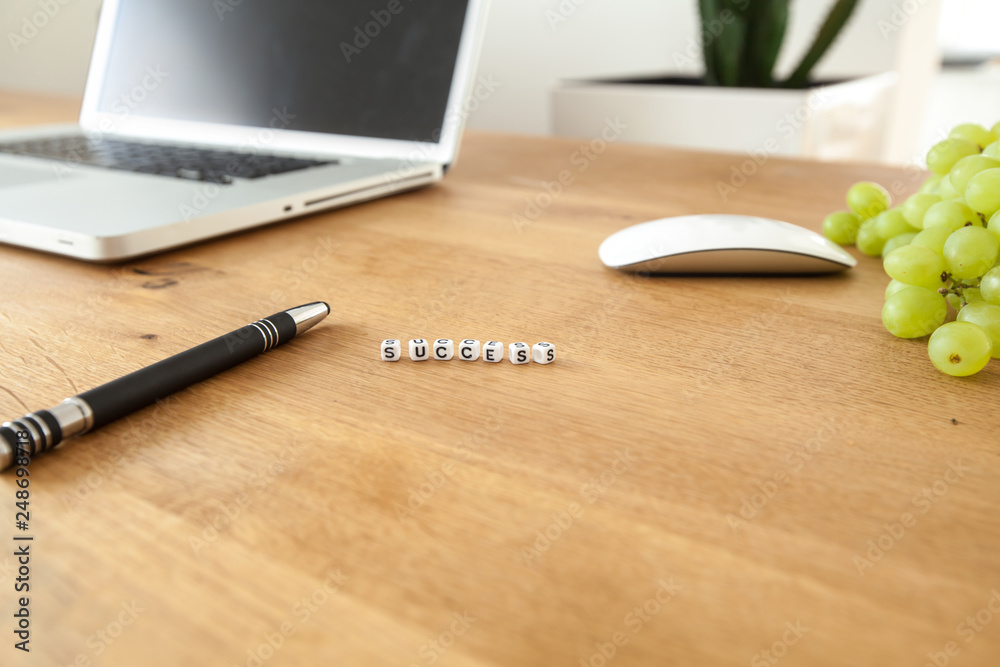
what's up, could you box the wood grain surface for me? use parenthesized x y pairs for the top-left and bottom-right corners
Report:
(1, 93), (998, 667)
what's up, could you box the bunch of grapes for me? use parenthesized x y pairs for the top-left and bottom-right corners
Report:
(823, 122), (1000, 377)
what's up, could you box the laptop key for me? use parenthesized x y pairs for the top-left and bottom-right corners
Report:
(0, 135), (335, 183)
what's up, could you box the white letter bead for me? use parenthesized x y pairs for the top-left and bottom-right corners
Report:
(458, 339), (481, 361)
(532, 342), (556, 364)
(509, 342), (530, 364)
(433, 339), (454, 360)
(482, 341), (504, 363)
(380, 339), (401, 362)
(409, 339), (430, 361)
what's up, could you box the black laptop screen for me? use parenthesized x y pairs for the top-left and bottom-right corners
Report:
(96, 0), (470, 143)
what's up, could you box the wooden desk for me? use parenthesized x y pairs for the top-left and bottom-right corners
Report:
(1, 93), (998, 667)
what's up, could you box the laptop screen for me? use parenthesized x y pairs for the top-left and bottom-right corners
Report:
(95, 0), (470, 144)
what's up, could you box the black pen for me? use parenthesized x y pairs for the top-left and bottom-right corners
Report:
(0, 302), (330, 470)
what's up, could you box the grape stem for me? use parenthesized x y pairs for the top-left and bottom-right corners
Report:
(939, 274), (983, 308)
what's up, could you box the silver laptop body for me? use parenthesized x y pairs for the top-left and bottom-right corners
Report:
(0, 0), (488, 261)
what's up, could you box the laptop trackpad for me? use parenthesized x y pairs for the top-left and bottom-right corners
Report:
(0, 164), (64, 189)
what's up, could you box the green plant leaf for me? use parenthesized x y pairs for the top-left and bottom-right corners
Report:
(698, 0), (721, 85)
(711, 0), (747, 87)
(784, 0), (861, 89)
(741, 0), (789, 87)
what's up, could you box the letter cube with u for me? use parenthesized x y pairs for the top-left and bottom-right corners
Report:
(409, 339), (429, 361)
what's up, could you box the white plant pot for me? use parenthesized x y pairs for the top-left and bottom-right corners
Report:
(552, 72), (898, 162)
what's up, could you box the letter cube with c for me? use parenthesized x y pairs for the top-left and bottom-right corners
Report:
(433, 339), (454, 361)
(458, 339), (481, 361)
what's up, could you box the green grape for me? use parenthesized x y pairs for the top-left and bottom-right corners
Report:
(984, 141), (1000, 161)
(902, 193), (941, 228)
(964, 287), (985, 305)
(958, 302), (1000, 358)
(881, 232), (917, 258)
(965, 168), (1000, 217)
(884, 244), (946, 288)
(938, 174), (962, 200)
(946, 293), (962, 311)
(992, 121), (1000, 140)
(943, 226), (1000, 279)
(822, 211), (862, 245)
(919, 174), (943, 194)
(910, 226), (955, 254)
(981, 267), (1000, 305)
(922, 200), (980, 230)
(990, 210), (1000, 239)
(874, 209), (917, 240)
(885, 279), (910, 301)
(847, 181), (891, 220)
(883, 286), (947, 338)
(856, 219), (885, 256)
(927, 138), (980, 175)
(949, 155), (1000, 192)
(928, 321), (993, 376)
(949, 123), (994, 149)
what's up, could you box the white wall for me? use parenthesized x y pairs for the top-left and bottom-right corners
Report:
(0, 0), (942, 162)
(0, 0), (103, 96)
(469, 0), (942, 163)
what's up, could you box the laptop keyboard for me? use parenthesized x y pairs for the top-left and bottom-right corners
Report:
(0, 135), (335, 185)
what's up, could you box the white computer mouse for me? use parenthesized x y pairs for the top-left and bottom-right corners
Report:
(598, 214), (857, 274)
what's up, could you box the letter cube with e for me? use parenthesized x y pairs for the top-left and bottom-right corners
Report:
(409, 339), (430, 361)
(509, 342), (530, 365)
(532, 342), (556, 364)
(433, 339), (454, 361)
(482, 341), (504, 363)
(380, 339), (401, 362)
(458, 339), (481, 361)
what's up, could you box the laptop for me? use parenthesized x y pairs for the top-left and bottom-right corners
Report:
(0, 0), (488, 262)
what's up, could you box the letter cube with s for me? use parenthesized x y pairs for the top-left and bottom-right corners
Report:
(532, 342), (555, 364)
(380, 339), (401, 362)
(509, 342), (530, 365)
